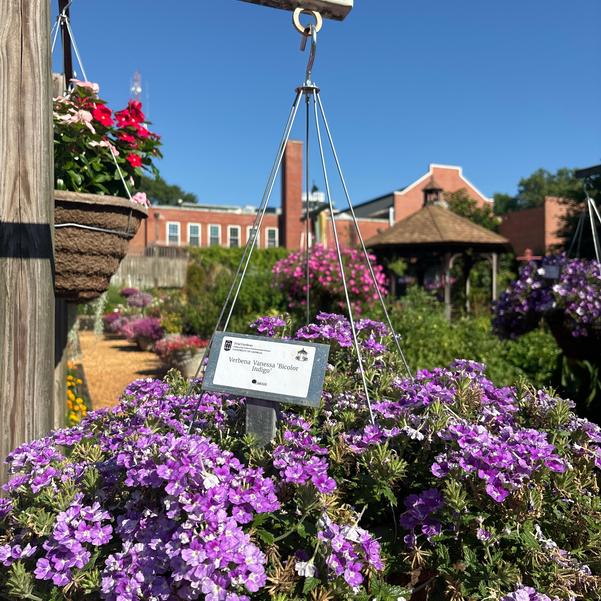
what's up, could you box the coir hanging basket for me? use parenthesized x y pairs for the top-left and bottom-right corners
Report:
(544, 310), (601, 362)
(54, 190), (147, 302)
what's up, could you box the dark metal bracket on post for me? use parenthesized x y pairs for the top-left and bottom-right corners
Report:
(58, 0), (74, 85)
(575, 164), (601, 180)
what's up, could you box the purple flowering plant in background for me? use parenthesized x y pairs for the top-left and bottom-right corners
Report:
(119, 287), (139, 298)
(126, 291), (154, 309)
(1, 314), (601, 600)
(122, 316), (164, 344)
(493, 254), (601, 339)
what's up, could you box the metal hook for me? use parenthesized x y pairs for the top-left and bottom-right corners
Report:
(303, 26), (318, 83)
(293, 8), (322, 84)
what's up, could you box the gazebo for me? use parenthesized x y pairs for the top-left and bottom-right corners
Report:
(366, 180), (510, 318)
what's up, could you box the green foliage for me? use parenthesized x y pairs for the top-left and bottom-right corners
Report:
(494, 167), (585, 215)
(138, 174), (197, 206)
(492, 166), (601, 257)
(183, 247), (289, 337)
(560, 357), (601, 423)
(390, 287), (560, 388)
(445, 188), (501, 231)
(5, 562), (40, 601)
(493, 192), (518, 215)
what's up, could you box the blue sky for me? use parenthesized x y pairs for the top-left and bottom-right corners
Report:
(52, 0), (601, 207)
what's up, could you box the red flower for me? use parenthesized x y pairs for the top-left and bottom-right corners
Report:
(126, 153), (142, 168)
(128, 100), (145, 124)
(135, 124), (150, 139)
(118, 132), (137, 146)
(115, 109), (135, 128)
(92, 104), (113, 127)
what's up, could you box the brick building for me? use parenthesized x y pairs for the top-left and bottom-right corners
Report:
(499, 197), (570, 257)
(128, 140), (493, 254)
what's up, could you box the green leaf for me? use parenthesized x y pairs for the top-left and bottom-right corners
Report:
(6, 561), (42, 600)
(302, 577), (320, 594)
(255, 527), (275, 545)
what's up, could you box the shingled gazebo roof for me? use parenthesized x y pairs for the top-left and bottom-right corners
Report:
(366, 205), (509, 252)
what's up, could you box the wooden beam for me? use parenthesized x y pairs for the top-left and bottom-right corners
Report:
(238, 0), (353, 21)
(0, 0), (55, 484)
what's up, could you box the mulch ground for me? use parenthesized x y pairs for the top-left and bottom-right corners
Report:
(78, 331), (166, 410)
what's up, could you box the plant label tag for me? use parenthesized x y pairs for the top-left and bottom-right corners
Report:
(542, 265), (561, 279)
(202, 332), (330, 408)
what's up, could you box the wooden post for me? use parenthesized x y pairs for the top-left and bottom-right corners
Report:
(0, 0), (54, 484)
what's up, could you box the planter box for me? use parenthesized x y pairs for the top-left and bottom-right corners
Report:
(170, 349), (207, 379)
(54, 190), (147, 303)
(136, 336), (154, 352)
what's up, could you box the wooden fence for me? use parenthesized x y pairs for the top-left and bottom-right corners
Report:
(111, 256), (189, 289)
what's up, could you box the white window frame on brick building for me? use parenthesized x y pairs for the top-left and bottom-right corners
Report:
(166, 222), (180, 246)
(209, 224), (221, 247)
(246, 225), (260, 248)
(188, 223), (201, 247)
(228, 225), (241, 248)
(266, 227), (278, 248)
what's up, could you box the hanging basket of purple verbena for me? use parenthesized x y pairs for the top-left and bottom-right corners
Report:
(2, 311), (601, 599)
(2, 311), (601, 600)
(493, 255), (601, 359)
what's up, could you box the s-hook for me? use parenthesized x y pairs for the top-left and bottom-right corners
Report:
(293, 8), (322, 86)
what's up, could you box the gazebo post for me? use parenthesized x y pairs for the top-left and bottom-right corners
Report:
(491, 252), (498, 301)
(463, 254), (473, 314)
(443, 252), (452, 320)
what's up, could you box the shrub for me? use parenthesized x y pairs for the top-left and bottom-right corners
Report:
(390, 287), (560, 388)
(126, 291), (153, 309)
(273, 244), (387, 316)
(122, 317), (164, 343)
(184, 247), (288, 337)
(1, 314), (600, 600)
(119, 287), (139, 299)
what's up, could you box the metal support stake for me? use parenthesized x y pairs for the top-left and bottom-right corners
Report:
(588, 196), (601, 263)
(58, 0), (74, 85)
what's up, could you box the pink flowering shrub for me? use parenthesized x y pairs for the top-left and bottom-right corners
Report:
(272, 244), (387, 315)
(1, 313), (601, 600)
